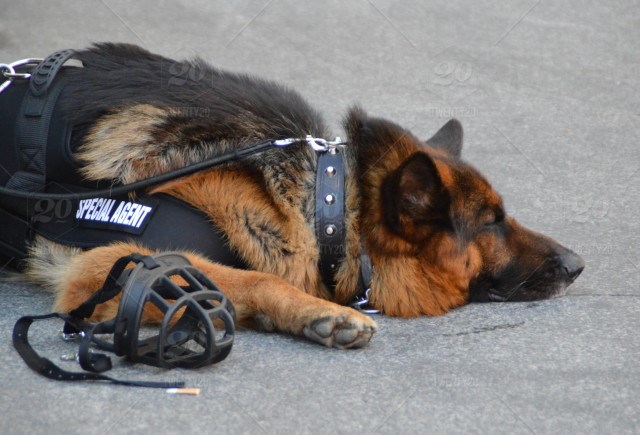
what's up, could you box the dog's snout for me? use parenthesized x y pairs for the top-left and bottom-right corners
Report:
(559, 251), (585, 281)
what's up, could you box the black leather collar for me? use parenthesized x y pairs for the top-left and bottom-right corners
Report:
(314, 147), (346, 292)
(313, 146), (378, 312)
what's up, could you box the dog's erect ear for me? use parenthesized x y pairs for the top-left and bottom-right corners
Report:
(426, 119), (464, 158)
(395, 152), (448, 218)
(383, 152), (450, 235)
(346, 106), (413, 163)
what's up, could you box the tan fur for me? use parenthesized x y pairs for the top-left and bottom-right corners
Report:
(14, 46), (582, 349)
(154, 169), (326, 299)
(22, 237), (82, 292)
(77, 104), (232, 185)
(45, 239), (376, 348)
(76, 104), (168, 183)
(369, 233), (481, 317)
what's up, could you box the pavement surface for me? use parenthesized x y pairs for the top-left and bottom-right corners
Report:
(1, 1), (639, 434)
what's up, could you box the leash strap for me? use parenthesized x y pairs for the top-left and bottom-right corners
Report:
(13, 314), (183, 388)
(12, 253), (185, 389)
(0, 138), (278, 200)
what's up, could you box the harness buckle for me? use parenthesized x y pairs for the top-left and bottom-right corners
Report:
(306, 135), (329, 151)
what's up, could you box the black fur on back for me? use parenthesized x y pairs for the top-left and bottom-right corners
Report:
(61, 43), (329, 151)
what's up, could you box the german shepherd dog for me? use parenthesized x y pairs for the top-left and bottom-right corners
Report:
(22, 44), (584, 349)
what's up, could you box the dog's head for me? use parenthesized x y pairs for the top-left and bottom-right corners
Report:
(347, 109), (584, 316)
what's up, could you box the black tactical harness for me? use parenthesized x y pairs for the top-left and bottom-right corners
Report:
(2, 49), (378, 388)
(0, 51), (246, 271)
(0, 49), (375, 304)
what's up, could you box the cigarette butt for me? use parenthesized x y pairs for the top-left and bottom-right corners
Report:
(166, 388), (201, 396)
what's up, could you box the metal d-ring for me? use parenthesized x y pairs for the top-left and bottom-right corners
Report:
(351, 288), (381, 314)
(0, 63), (16, 94)
(0, 57), (43, 94)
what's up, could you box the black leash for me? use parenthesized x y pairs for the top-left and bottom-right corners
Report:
(13, 252), (237, 389)
(13, 314), (184, 389)
(12, 254), (184, 389)
(0, 138), (279, 201)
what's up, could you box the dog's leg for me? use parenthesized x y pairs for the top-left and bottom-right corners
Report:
(54, 243), (378, 349)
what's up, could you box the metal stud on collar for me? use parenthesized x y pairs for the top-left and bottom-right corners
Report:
(324, 194), (335, 205)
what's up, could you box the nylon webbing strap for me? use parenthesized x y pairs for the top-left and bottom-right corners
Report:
(6, 50), (75, 192)
(12, 253), (184, 389)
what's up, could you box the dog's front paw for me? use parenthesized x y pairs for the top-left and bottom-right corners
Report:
(302, 309), (378, 349)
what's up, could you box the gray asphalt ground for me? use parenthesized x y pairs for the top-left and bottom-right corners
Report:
(1, 1), (639, 434)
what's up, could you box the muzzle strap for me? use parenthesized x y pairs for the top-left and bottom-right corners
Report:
(65, 253), (147, 323)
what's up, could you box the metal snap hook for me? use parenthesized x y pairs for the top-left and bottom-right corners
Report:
(305, 135), (329, 152)
(272, 135), (348, 152)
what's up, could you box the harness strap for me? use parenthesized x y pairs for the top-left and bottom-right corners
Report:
(350, 249), (379, 313)
(6, 50), (75, 192)
(0, 191), (247, 271)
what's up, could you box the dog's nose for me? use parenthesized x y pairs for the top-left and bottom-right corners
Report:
(560, 251), (585, 281)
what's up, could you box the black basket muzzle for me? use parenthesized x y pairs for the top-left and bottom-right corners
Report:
(13, 252), (235, 389)
(113, 253), (235, 369)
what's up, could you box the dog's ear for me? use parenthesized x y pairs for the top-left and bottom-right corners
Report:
(426, 119), (463, 158)
(346, 106), (419, 168)
(383, 152), (450, 236)
(346, 106), (401, 153)
(344, 106), (369, 143)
